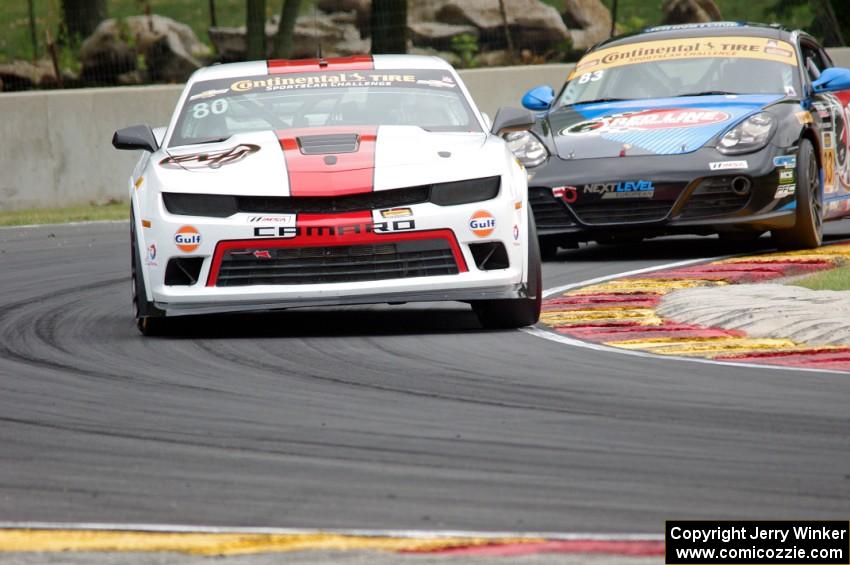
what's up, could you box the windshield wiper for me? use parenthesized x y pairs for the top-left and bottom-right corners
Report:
(676, 91), (741, 97)
(187, 135), (233, 145)
(574, 97), (633, 104)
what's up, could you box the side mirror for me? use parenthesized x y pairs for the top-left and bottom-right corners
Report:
(112, 125), (158, 152)
(812, 67), (850, 93)
(491, 107), (536, 135)
(522, 85), (555, 111)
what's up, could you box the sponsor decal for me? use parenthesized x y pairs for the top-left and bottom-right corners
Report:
(469, 210), (496, 238)
(824, 147), (836, 190)
(773, 155), (796, 169)
(794, 111), (812, 125)
(189, 88), (229, 101)
(174, 226), (202, 252)
(823, 131), (834, 149)
(784, 85), (797, 97)
(775, 184), (796, 198)
(569, 36), (798, 79)
(416, 76), (457, 89)
(779, 169), (795, 182)
(513, 224), (520, 241)
(247, 214), (296, 225)
(160, 144), (260, 170)
(552, 186), (578, 204)
(253, 220), (415, 239)
(145, 243), (158, 266)
(379, 207), (413, 219)
(231, 72), (418, 93)
(584, 180), (655, 199)
(709, 160), (748, 171)
(564, 108), (730, 136)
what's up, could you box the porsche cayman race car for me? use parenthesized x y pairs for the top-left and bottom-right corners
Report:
(113, 55), (541, 335)
(515, 22), (850, 256)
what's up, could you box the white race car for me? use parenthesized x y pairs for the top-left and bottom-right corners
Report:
(113, 55), (541, 335)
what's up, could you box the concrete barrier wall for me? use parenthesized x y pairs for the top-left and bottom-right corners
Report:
(1, 48), (849, 211)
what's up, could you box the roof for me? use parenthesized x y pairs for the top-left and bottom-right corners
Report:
(592, 21), (798, 52)
(188, 54), (455, 84)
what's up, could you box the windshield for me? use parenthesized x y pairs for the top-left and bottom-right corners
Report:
(170, 69), (480, 147)
(559, 35), (801, 106)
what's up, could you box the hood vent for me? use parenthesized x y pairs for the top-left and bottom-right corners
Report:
(297, 133), (359, 155)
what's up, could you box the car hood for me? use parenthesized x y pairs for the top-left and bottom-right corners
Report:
(545, 94), (783, 160)
(157, 127), (493, 197)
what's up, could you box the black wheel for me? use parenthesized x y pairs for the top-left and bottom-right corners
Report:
(772, 138), (823, 250)
(473, 210), (542, 329)
(131, 213), (167, 336)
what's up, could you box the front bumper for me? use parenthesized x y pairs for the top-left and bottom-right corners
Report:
(526, 145), (797, 239)
(136, 193), (529, 316)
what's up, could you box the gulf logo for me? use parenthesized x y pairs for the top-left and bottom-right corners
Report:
(469, 210), (496, 237)
(174, 225), (202, 252)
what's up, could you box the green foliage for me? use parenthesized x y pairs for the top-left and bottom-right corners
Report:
(788, 265), (850, 291)
(450, 33), (479, 69)
(0, 200), (127, 227)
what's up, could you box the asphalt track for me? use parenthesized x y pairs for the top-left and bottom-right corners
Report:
(1, 222), (849, 534)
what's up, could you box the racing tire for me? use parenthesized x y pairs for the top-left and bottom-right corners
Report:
(771, 138), (823, 250)
(131, 212), (168, 336)
(473, 210), (542, 329)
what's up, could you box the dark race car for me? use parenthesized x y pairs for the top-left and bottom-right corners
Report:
(512, 22), (850, 256)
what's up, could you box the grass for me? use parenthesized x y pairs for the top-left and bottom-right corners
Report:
(788, 265), (850, 291)
(0, 201), (127, 227)
(1, 0), (816, 65)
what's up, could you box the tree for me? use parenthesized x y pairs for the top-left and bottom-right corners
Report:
(62, 0), (107, 40)
(246, 0), (267, 60)
(370, 0), (406, 54)
(774, 0), (847, 47)
(272, 0), (303, 59)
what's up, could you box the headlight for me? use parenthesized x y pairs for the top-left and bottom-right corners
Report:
(430, 176), (500, 206)
(717, 112), (776, 154)
(504, 131), (548, 167)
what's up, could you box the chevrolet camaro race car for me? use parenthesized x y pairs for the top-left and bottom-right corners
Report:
(514, 22), (850, 257)
(113, 55), (541, 335)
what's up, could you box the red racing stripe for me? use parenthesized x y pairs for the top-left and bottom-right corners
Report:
(277, 126), (378, 197)
(267, 55), (374, 74)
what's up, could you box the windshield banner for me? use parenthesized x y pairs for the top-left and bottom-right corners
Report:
(569, 36), (798, 79)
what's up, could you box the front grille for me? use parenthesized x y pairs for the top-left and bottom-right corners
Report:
(678, 177), (751, 219)
(529, 187), (574, 230)
(214, 240), (459, 287)
(298, 133), (359, 154)
(237, 186), (430, 214)
(570, 200), (673, 225)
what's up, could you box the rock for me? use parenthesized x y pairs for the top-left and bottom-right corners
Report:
(0, 60), (59, 91)
(408, 21), (479, 51)
(436, 0), (569, 52)
(209, 11), (369, 62)
(317, 0), (370, 34)
(661, 0), (722, 25)
(80, 15), (210, 84)
(476, 49), (510, 66)
(562, 0), (611, 51)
